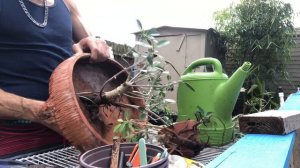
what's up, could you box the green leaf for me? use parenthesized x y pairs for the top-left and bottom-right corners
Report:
(128, 122), (135, 132)
(124, 112), (130, 120)
(140, 113), (147, 120)
(162, 70), (169, 75)
(153, 61), (164, 70)
(146, 39), (152, 45)
(156, 54), (165, 61)
(167, 74), (171, 80)
(141, 108), (148, 114)
(206, 112), (213, 118)
(163, 99), (176, 104)
(147, 54), (153, 65)
(156, 40), (170, 48)
(194, 106), (205, 122)
(135, 41), (152, 48)
(132, 52), (140, 58)
(147, 66), (157, 73)
(125, 129), (131, 138)
(140, 70), (148, 73)
(113, 124), (122, 133)
(136, 19), (143, 30)
(247, 84), (258, 94)
(145, 28), (159, 36)
(119, 123), (126, 132)
(154, 66), (164, 72)
(196, 106), (205, 114)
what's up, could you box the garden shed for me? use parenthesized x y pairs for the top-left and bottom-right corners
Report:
(134, 26), (224, 111)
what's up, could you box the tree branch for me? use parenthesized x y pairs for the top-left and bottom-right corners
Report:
(112, 102), (170, 126)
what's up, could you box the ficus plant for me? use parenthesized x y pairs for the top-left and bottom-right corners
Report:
(214, 0), (296, 113)
(78, 21), (209, 156)
(76, 19), (178, 143)
(108, 19), (180, 140)
(78, 20), (207, 157)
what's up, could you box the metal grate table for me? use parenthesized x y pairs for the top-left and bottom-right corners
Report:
(15, 146), (80, 167)
(14, 143), (233, 167)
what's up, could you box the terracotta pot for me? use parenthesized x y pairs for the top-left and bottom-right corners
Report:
(38, 53), (143, 152)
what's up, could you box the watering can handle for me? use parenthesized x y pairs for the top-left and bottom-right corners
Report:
(183, 57), (223, 75)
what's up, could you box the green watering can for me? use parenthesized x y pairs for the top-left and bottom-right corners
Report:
(177, 57), (251, 145)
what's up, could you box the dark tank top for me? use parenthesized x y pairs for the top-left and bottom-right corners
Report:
(0, 0), (73, 101)
(0, 0), (73, 158)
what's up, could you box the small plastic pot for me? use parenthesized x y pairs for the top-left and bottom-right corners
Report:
(80, 143), (168, 168)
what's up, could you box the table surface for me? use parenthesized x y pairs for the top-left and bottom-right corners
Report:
(207, 91), (300, 168)
(13, 92), (300, 167)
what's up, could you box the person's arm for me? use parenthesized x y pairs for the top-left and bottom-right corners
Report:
(0, 89), (60, 132)
(0, 89), (43, 122)
(63, 0), (113, 62)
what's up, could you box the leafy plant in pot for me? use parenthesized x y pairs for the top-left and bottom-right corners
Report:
(112, 20), (206, 158)
(46, 19), (180, 151)
(68, 19), (177, 150)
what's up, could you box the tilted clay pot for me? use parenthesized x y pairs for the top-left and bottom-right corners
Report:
(36, 53), (144, 152)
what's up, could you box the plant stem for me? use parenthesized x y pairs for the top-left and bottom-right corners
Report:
(112, 102), (170, 126)
(134, 75), (151, 83)
(128, 82), (178, 88)
(165, 60), (181, 77)
(99, 58), (147, 97)
(129, 64), (147, 83)
(102, 82), (132, 101)
(128, 90), (147, 96)
(122, 93), (144, 100)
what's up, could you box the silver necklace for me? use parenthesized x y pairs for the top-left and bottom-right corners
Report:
(18, 0), (49, 28)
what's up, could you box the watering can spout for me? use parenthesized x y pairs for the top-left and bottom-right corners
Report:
(215, 61), (252, 124)
(241, 62), (252, 72)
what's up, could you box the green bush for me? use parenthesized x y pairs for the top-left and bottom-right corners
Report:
(214, 0), (296, 113)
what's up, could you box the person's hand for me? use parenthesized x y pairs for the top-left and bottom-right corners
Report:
(72, 36), (114, 62)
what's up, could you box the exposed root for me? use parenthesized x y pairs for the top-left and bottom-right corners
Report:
(158, 120), (207, 158)
(102, 82), (132, 101)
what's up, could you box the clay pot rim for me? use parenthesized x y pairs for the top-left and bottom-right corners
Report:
(64, 53), (128, 144)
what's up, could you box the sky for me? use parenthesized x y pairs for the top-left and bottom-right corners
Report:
(76, 0), (300, 46)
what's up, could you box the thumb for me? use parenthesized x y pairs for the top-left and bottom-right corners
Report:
(72, 43), (84, 54)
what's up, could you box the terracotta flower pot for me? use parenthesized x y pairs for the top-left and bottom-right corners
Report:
(38, 53), (143, 152)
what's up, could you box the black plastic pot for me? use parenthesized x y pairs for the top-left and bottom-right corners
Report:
(80, 143), (168, 168)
